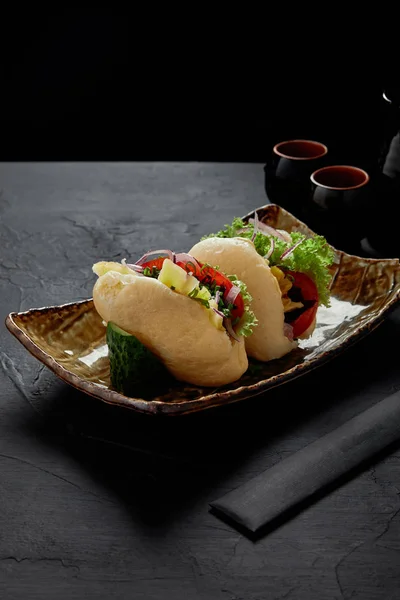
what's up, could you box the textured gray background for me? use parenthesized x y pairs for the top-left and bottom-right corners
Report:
(1, 162), (400, 600)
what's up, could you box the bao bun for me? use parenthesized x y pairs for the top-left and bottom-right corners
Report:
(93, 269), (248, 387)
(189, 237), (298, 362)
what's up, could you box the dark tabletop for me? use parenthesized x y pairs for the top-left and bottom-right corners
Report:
(1, 162), (400, 600)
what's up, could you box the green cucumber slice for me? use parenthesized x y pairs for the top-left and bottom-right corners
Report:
(106, 322), (171, 398)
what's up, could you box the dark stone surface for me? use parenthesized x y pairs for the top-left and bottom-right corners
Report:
(0, 162), (400, 600)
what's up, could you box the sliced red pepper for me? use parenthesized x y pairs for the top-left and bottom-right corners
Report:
(141, 255), (245, 320)
(141, 257), (166, 271)
(182, 261), (245, 321)
(283, 270), (319, 338)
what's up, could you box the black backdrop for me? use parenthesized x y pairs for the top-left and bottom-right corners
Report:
(0, 9), (391, 167)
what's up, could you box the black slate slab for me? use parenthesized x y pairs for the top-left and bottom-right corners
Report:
(1, 162), (400, 600)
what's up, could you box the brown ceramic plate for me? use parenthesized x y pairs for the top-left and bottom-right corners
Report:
(5, 204), (400, 416)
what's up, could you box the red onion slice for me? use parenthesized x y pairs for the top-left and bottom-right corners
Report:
(174, 252), (202, 270)
(223, 318), (241, 342)
(280, 238), (304, 260)
(264, 237), (275, 260)
(125, 263), (145, 273)
(251, 211), (259, 242)
(225, 284), (241, 306)
(212, 307), (225, 318)
(276, 229), (292, 243)
(248, 218), (288, 241)
(215, 289), (221, 305)
(284, 322), (294, 341)
(135, 249), (175, 266)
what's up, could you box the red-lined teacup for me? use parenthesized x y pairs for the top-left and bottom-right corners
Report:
(274, 139), (328, 162)
(307, 165), (371, 252)
(311, 165), (369, 197)
(264, 139), (328, 219)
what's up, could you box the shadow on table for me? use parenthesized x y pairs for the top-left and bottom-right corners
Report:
(22, 310), (400, 532)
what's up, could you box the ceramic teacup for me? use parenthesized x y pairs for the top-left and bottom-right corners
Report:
(264, 139), (328, 218)
(306, 165), (371, 252)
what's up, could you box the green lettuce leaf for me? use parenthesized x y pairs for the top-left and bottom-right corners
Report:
(227, 274), (258, 337)
(201, 217), (335, 307)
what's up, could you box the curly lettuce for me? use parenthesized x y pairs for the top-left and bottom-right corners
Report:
(227, 274), (258, 337)
(201, 217), (335, 307)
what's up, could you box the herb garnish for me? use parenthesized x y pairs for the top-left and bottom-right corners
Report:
(187, 287), (211, 308)
(143, 266), (160, 278)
